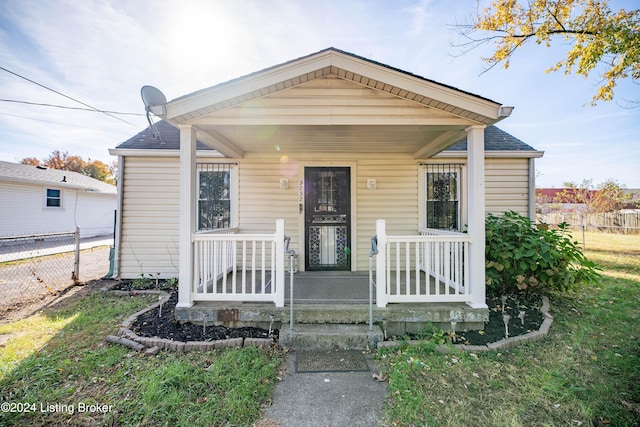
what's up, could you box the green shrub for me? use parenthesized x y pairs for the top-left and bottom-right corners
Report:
(485, 211), (601, 295)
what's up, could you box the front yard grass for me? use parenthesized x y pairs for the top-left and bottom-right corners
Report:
(0, 291), (282, 426)
(379, 231), (640, 426)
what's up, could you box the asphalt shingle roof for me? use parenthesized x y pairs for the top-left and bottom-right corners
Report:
(115, 120), (213, 151)
(0, 161), (117, 194)
(445, 126), (537, 152)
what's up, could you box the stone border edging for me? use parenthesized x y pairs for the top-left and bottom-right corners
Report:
(377, 296), (553, 352)
(104, 288), (274, 354)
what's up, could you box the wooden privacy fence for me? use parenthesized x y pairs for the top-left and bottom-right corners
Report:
(538, 212), (640, 234)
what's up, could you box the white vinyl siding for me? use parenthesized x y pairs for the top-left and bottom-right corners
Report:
(119, 157), (181, 278)
(485, 158), (530, 216)
(0, 181), (115, 238)
(117, 153), (532, 277)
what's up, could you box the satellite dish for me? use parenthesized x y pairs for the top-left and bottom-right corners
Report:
(140, 85), (167, 143)
(141, 85), (166, 116)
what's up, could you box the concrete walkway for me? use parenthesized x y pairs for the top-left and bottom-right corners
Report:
(259, 352), (387, 427)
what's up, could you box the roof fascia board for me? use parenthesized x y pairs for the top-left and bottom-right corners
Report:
(0, 176), (115, 193)
(188, 116), (474, 126)
(329, 54), (502, 120)
(166, 53), (335, 120)
(434, 150), (545, 159)
(165, 49), (504, 123)
(108, 148), (224, 158)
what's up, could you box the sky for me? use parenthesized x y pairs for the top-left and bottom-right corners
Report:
(0, 0), (638, 189)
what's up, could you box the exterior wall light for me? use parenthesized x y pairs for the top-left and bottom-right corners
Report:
(367, 179), (377, 190)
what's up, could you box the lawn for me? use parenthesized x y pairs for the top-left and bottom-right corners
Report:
(378, 231), (640, 426)
(1, 231), (638, 426)
(0, 290), (282, 426)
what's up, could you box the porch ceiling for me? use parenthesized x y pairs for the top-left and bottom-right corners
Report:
(194, 124), (468, 156)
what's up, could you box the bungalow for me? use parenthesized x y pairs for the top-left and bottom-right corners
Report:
(110, 48), (543, 334)
(0, 160), (117, 239)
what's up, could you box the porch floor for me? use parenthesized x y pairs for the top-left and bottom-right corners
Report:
(202, 270), (455, 303)
(286, 271), (371, 304)
(178, 271), (489, 335)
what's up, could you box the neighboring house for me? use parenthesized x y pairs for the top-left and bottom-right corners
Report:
(0, 161), (117, 238)
(110, 48), (543, 323)
(537, 188), (640, 213)
(536, 188), (594, 213)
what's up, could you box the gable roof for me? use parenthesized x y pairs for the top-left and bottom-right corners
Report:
(0, 161), (117, 195)
(119, 48), (534, 159)
(114, 120), (541, 157)
(163, 47), (508, 127)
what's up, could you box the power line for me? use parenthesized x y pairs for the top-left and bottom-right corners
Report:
(0, 98), (145, 116)
(0, 111), (135, 133)
(0, 65), (141, 127)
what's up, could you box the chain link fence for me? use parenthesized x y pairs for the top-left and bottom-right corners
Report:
(0, 229), (112, 310)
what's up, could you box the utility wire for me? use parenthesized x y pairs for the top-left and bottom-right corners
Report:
(0, 65), (141, 127)
(0, 111), (108, 130)
(0, 98), (145, 116)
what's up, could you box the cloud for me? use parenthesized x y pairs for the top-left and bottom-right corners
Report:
(0, 0), (638, 187)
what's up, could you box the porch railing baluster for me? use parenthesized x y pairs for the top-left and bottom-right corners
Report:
(375, 223), (472, 305)
(192, 223), (285, 305)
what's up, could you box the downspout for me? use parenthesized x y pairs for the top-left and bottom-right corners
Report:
(528, 157), (536, 221)
(112, 155), (125, 278)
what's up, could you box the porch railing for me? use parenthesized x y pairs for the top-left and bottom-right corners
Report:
(192, 220), (285, 306)
(375, 220), (471, 307)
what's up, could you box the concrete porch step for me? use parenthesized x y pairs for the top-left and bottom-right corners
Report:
(279, 323), (384, 350)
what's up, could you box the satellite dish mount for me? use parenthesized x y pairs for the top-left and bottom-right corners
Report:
(140, 85), (167, 141)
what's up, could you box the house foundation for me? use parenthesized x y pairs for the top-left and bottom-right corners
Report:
(174, 301), (488, 340)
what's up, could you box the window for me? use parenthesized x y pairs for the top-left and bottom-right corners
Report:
(197, 163), (235, 230)
(424, 164), (462, 231)
(46, 188), (61, 207)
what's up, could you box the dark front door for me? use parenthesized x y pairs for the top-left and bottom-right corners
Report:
(304, 167), (351, 271)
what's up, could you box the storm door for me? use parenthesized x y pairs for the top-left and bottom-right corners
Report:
(304, 167), (351, 271)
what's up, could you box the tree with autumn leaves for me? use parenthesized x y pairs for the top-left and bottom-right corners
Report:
(542, 179), (638, 212)
(458, 0), (639, 105)
(21, 151), (116, 184)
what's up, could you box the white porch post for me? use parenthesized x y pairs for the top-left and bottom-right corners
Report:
(375, 219), (387, 308)
(274, 219), (285, 308)
(466, 125), (488, 308)
(176, 125), (197, 308)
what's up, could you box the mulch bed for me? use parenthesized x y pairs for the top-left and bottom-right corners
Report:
(459, 292), (544, 345)
(111, 282), (278, 343)
(112, 281), (543, 347)
(391, 291), (545, 346)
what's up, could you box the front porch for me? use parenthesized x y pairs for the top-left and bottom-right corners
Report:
(176, 219), (489, 339)
(175, 269), (489, 337)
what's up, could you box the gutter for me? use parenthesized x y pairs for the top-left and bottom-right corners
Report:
(108, 148), (222, 158)
(435, 150), (545, 159)
(112, 155), (125, 279)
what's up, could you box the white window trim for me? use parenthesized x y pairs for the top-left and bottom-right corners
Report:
(44, 187), (62, 209)
(418, 164), (467, 232)
(196, 163), (238, 230)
